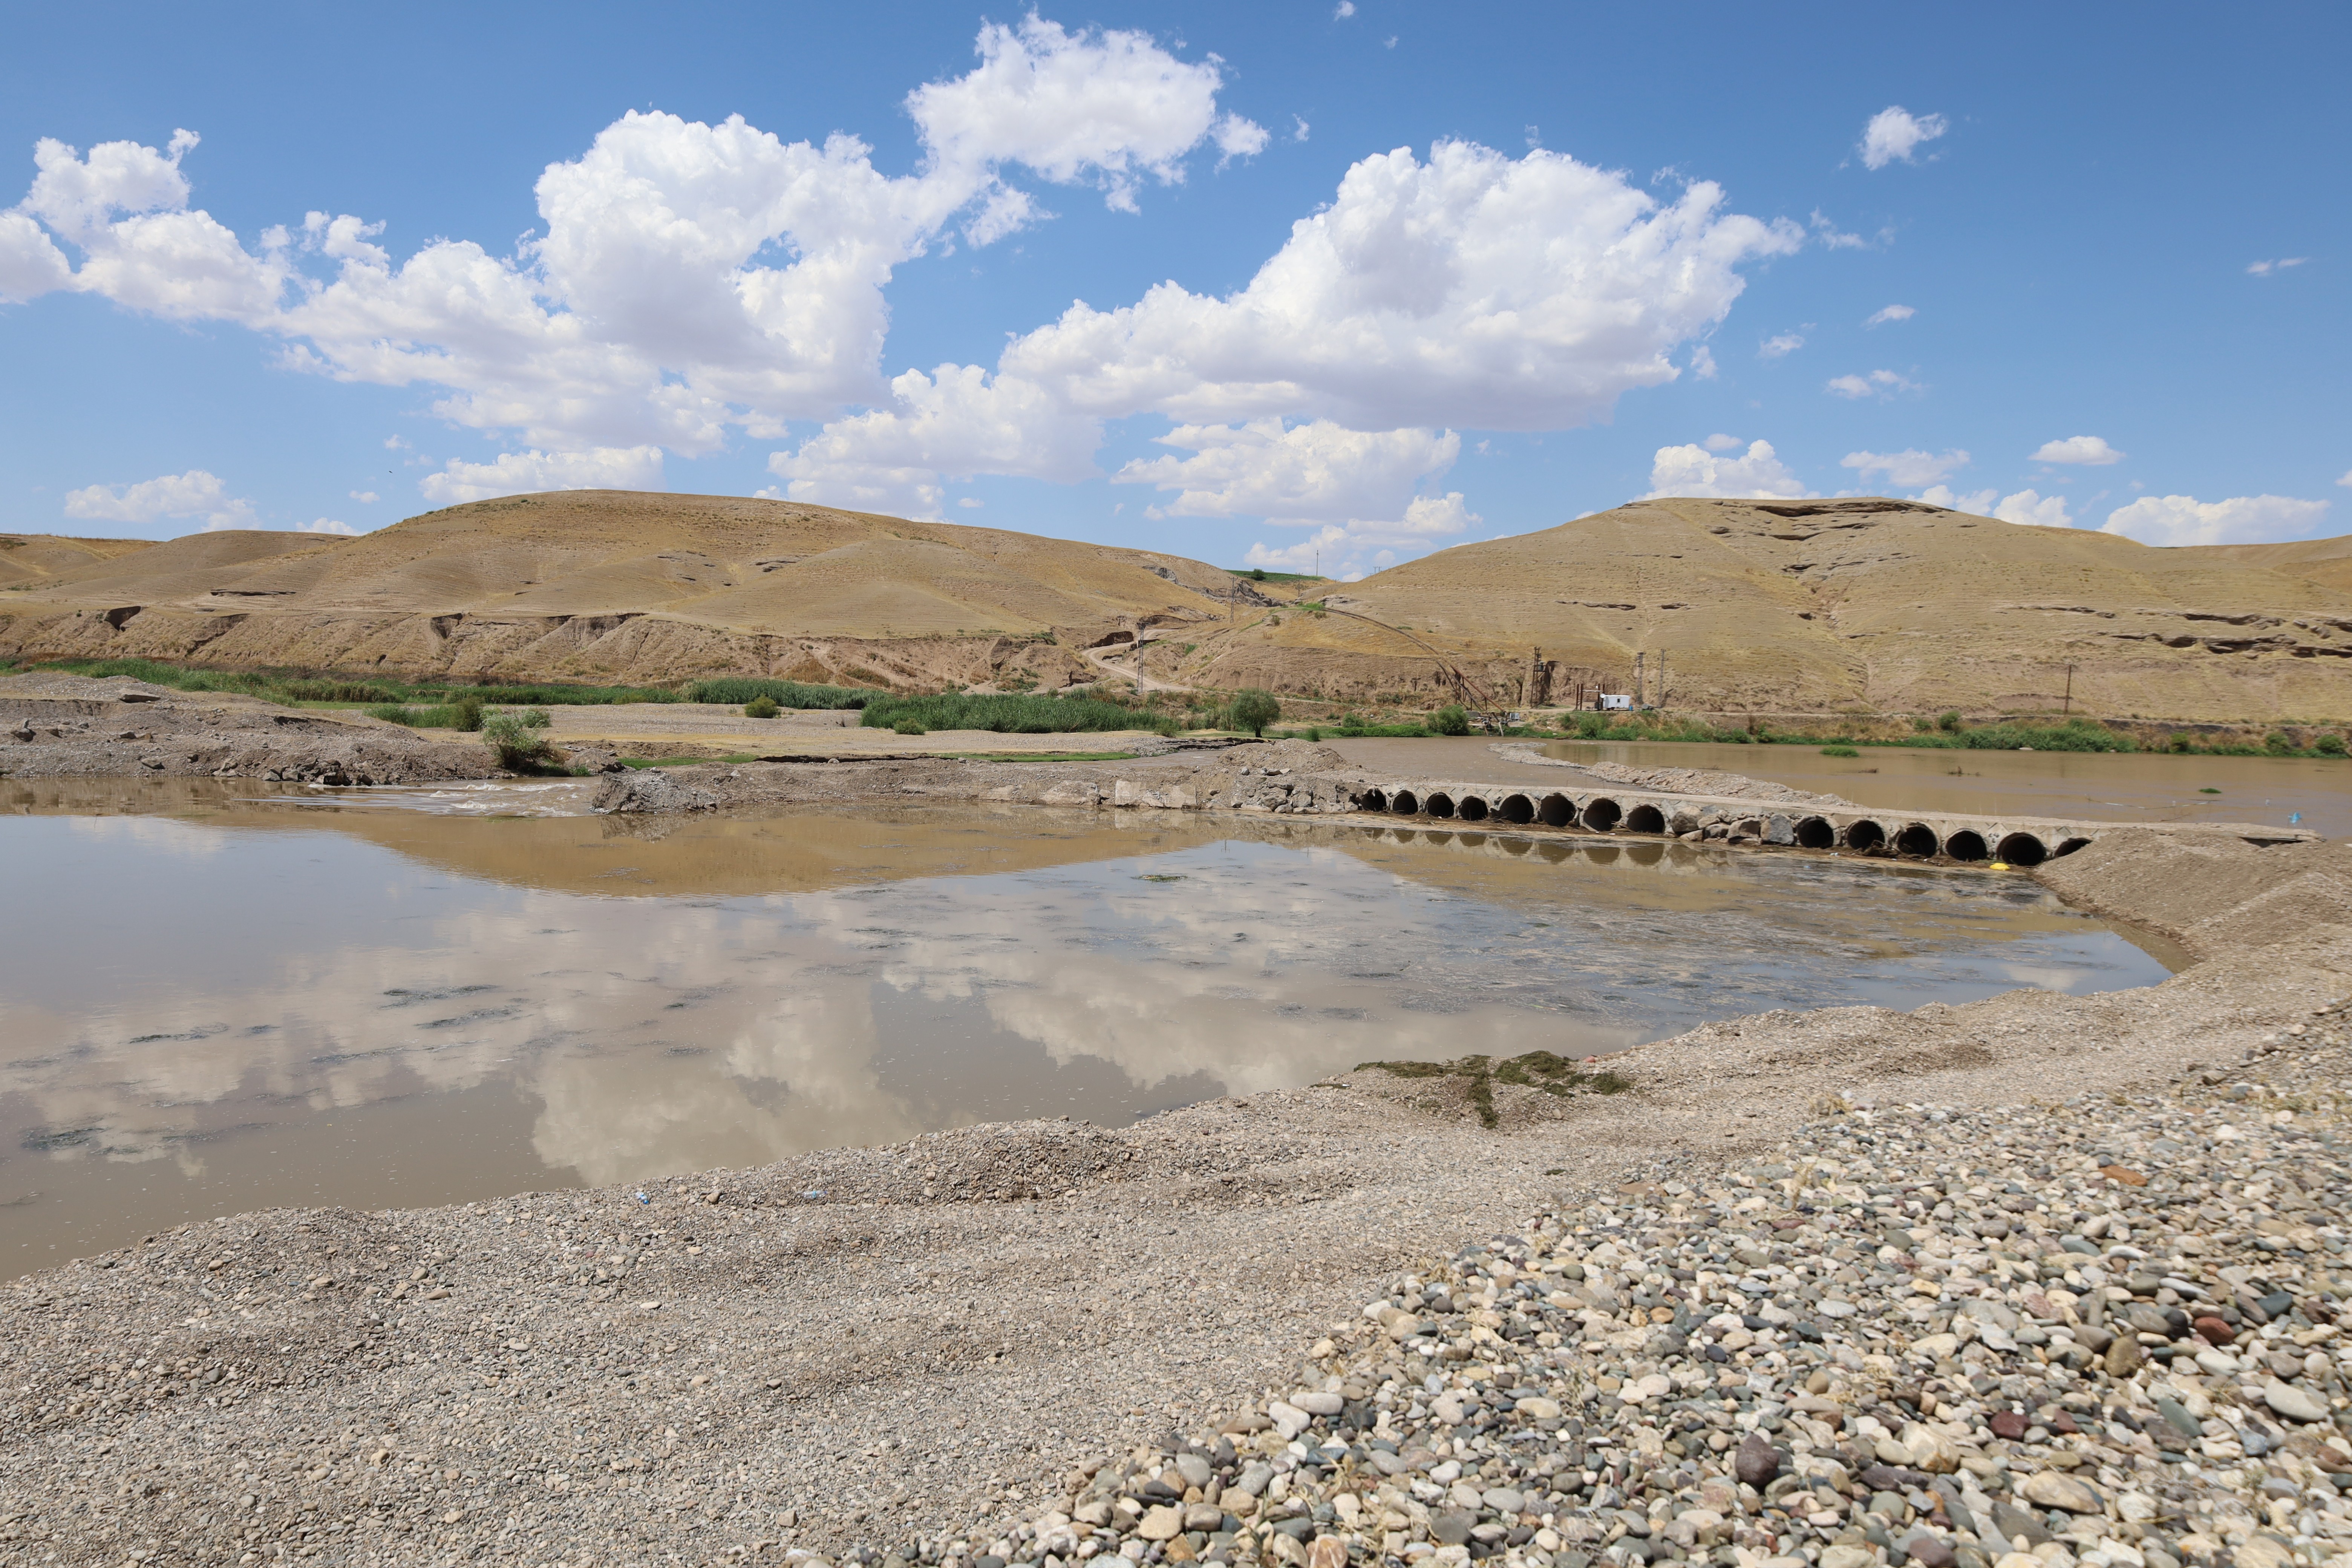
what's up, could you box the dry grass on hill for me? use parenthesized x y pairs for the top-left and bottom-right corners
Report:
(4, 492), (2346, 721)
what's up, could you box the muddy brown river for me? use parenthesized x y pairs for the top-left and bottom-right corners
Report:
(0, 779), (2180, 1276)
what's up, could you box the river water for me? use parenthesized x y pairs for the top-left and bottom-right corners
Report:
(0, 779), (2180, 1275)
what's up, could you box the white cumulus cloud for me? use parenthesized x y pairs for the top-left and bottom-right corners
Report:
(2338, 469), (2352, 488)
(419, 446), (665, 506)
(907, 15), (1263, 213)
(2030, 434), (2125, 466)
(770, 363), (1101, 519)
(1841, 448), (1969, 487)
(296, 518), (357, 535)
(1864, 303), (1914, 327)
(2245, 258), (2309, 277)
(770, 133), (1793, 564)
(348, 490), (378, 502)
(2099, 493), (2329, 548)
(1643, 439), (1810, 500)
(1113, 418), (1458, 527)
(63, 468), (256, 530)
(1825, 369), (1923, 400)
(1859, 106), (1947, 170)
(3, 18), (1258, 500)
(1759, 332), (1804, 359)
(990, 140), (1799, 432)
(1915, 485), (2072, 528)
(1702, 433), (1743, 452)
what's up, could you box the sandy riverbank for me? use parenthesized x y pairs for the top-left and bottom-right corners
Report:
(0, 813), (2345, 1564)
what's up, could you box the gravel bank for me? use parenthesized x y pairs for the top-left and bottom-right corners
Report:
(0, 674), (490, 784)
(998, 1019), (2351, 1568)
(0, 792), (2342, 1567)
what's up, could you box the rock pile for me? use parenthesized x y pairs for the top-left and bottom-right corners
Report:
(933, 1002), (2351, 1568)
(591, 766), (721, 812)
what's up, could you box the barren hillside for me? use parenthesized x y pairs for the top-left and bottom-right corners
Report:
(0, 492), (1239, 692)
(1170, 498), (2352, 721)
(4, 492), (2345, 720)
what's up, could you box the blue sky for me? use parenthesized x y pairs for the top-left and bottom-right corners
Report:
(2, 2), (2345, 575)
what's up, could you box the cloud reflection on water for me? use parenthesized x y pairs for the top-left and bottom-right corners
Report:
(0, 802), (2171, 1256)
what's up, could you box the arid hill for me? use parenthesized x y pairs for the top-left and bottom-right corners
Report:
(1165, 498), (2352, 721)
(3, 492), (2346, 720)
(0, 491), (1243, 692)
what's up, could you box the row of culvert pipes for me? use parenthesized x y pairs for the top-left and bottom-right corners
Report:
(1350, 786), (2088, 867)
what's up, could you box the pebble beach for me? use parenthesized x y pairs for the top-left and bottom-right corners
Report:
(979, 1008), (2351, 1568)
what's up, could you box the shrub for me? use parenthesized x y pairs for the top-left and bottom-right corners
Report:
(860, 691), (1178, 736)
(1431, 704), (1471, 736)
(366, 704), (420, 727)
(2319, 733), (2348, 756)
(1960, 718), (2135, 753)
(744, 695), (781, 718)
(1249, 568), (1267, 581)
(1937, 710), (1963, 733)
(688, 677), (870, 709)
(1228, 689), (1282, 737)
(891, 716), (928, 735)
(451, 696), (485, 732)
(2264, 731), (2296, 755)
(1821, 744), (1860, 758)
(481, 713), (556, 771)
(1911, 715), (1933, 733)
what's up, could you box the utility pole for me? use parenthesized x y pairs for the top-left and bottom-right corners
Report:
(1635, 652), (1646, 708)
(1657, 651), (1668, 709)
(2063, 662), (2074, 716)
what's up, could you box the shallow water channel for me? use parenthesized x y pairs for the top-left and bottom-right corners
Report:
(0, 779), (2180, 1275)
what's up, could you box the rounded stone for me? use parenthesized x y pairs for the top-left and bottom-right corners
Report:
(2019, 1471), (2104, 1515)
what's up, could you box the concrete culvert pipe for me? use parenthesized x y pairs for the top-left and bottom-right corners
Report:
(1896, 823), (1939, 857)
(1360, 789), (1388, 813)
(1499, 794), (1535, 825)
(1795, 816), (1835, 850)
(1583, 797), (1622, 832)
(1997, 832), (2049, 867)
(1390, 791), (1418, 816)
(1944, 830), (1990, 862)
(1844, 819), (1886, 852)
(1458, 795), (1490, 822)
(2054, 836), (2092, 858)
(1426, 792), (1456, 820)
(1626, 804), (1666, 835)
(1538, 794), (1573, 828)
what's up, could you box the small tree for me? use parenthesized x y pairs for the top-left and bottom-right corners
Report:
(744, 695), (781, 718)
(481, 713), (555, 771)
(1431, 704), (1471, 736)
(1228, 689), (1280, 736)
(1936, 710), (1963, 733)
